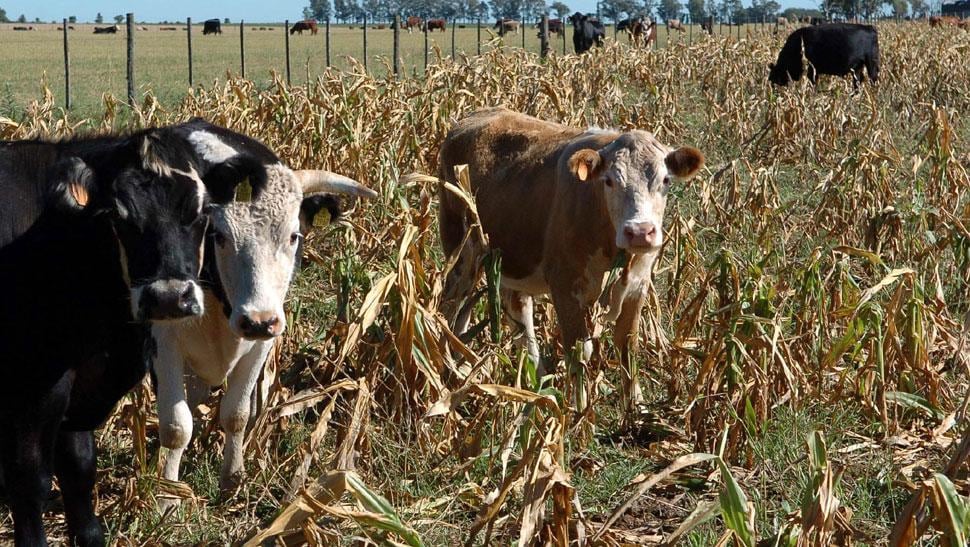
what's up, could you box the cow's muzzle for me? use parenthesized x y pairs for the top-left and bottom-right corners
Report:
(132, 279), (204, 321)
(620, 221), (662, 252)
(233, 311), (284, 340)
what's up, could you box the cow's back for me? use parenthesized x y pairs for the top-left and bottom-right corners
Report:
(438, 108), (583, 280)
(800, 24), (878, 72)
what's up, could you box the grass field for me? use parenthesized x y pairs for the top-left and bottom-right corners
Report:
(0, 21), (779, 116)
(1, 19), (970, 546)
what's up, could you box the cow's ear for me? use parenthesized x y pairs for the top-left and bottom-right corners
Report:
(568, 149), (603, 182)
(665, 146), (704, 179)
(52, 157), (98, 210)
(299, 194), (342, 234)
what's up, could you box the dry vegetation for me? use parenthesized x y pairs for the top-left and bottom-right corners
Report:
(1, 22), (970, 546)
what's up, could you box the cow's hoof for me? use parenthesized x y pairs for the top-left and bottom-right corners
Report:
(218, 472), (244, 499)
(157, 497), (181, 515)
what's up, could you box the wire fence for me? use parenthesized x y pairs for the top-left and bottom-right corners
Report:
(0, 11), (962, 112)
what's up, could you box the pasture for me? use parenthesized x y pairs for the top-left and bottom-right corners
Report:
(1, 19), (970, 546)
(0, 21), (769, 116)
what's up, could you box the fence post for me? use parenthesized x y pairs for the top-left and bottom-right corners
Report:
(521, 9), (526, 49)
(62, 19), (70, 109)
(477, 16), (481, 55)
(393, 15), (400, 75)
(563, 22), (566, 54)
(451, 18), (456, 59)
(424, 22), (429, 70)
(284, 20), (291, 85)
(363, 14), (368, 72)
(325, 18), (331, 68)
(187, 17), (193, 87)
(540, 15), (549, 57)
(240, 20), (245, 77)
(126, 13), (135, 105)
(688, 16), (692, 44)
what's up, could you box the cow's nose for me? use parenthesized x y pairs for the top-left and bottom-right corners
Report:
(138, 280), (203, 320)
(623, 223), (659, 248)
(237, 312), (282, 340)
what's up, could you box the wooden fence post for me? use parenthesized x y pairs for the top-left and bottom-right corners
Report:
(451, 18), (456, 58)
(477, 16), (481, 55)
(424, 22), (429, 69)
(363, 14), (368, 72)
(284, 20), (291, 85)
(393, 15), (400, 76)
(62, 19), (70, 109)
(187, 17), (193, 86)
(326, 18), (331, 68)
(240, 20), (245, 77)
(521, 9), (526, 49)
(126, 13), (135, 104)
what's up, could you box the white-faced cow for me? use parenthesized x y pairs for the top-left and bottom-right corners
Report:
(149, 130), (377, 509)
(0, 119), (274, 546)
(438, 108), (703, 413)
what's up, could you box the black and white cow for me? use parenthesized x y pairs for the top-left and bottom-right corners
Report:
(0, 119), (275, 546)
(149, 128), (377, 509)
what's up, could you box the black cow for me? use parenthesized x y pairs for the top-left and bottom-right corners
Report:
(203, 18), (222, 35)
(617, 16), (641, 33)
(769, 23), (880, 86)
(92, 25), (118, 34)
(0, 119), (271, 546)
(569, 12), (605, 53)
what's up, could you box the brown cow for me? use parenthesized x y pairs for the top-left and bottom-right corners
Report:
(290, 20), (318, 34)
(404, 16), (423, 32)
(495, 18), (521, 35)
(667, 18), (686, 31)
(425, 18), (446, 31)
(535, 18), (564, 36)
(438, 108), (704, 412)
(642, 21), (658, 45)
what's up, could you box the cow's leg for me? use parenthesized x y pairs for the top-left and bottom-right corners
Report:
(441, 230), (487, 337)
(614, 292), (647, 417)
(502, 288), (542, 377)
(866, 56), (879, 82)
(218, 342), (273, 496)
(154, 337), (192, 512)
(1, 373), (72, 547)
(54, 430), (103, 547)
(550, 286), (594, 412)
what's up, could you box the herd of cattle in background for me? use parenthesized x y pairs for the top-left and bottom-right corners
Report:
(0, 2), (954, 541)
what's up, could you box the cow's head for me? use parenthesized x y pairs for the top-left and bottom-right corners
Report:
(567, 132), (703, 253)
(55, 133), (210, 322)
(208, 165), (376, 340)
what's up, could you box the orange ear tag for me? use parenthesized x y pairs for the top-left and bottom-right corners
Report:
(69, 181), (89, 206)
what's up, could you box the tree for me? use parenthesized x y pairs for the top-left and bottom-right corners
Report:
(687, 0), (706, 21)
(16, 13), (25, 23)
(114, 14), (124, 23)
(68, 15), (77, 23)
(334, 0), (357, 22)
(95, 12), (103, 23)
(656, 0), (682, 20)
(0, 8), (8, 22)
(550, 1), (570, 17)
(224, 17), (231, 23)
(305, 0), (333, 20)
(910, 0), (929, 16)
(602, 0), (642, 20)
(490, 0), (525, 19)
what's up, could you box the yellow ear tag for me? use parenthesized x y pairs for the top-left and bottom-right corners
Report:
(312, 208), (331, 227)
(576, 162), (589, 182)
(235, 178), (252, 203)
(69, 181), (89, 206)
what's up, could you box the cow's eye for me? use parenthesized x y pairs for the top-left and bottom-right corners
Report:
(663, 175), (672, 187)
(290, 232), (301, 245)
(604, 175), (614, 188)
(214, 231), (227, 246)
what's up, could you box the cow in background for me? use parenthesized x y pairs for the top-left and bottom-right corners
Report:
(151, 123), (378, 508)
(570, 12), (605, 53)
(438, 108), (703, 416)
(495, 18), (521, 35)
(93, 25), (118, 34)
(203, 19), (222, 35)
(290, 19), (319, 34)
(769, 23), (880, 86)
(404, 16), (423, 32)
(425, 18), (446, 31)
(667, 18), (686, 31)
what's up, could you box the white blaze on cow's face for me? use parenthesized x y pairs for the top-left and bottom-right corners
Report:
(569, 132), (704, 253)
(210, 164), (303, 340)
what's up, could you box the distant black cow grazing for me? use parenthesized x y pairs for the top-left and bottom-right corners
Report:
(290, 20), (318, 34)
(570, 12), (604, 53)
(769, 23), (879, 86)
(203, 18), (222, 35)
(93, 25), (118, 34)
(425, 18), (446, 31)
(0, 119), (268, 546)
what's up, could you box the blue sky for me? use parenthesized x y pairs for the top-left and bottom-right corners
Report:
(2, 0), (820, 23)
